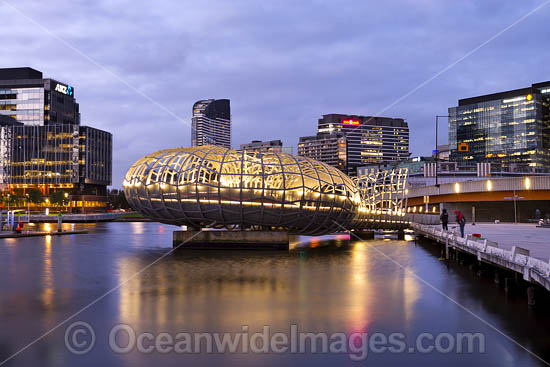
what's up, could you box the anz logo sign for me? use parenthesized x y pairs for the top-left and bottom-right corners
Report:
(54, 83), (73, 96)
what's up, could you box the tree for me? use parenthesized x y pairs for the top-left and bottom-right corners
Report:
(2, 194), (14, 207)
(108, 189), (130, 210)
(27, 189), (43, 204)
(50, 190), (68, 206)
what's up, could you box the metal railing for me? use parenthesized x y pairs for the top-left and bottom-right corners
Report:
(412, 223), (550, 291)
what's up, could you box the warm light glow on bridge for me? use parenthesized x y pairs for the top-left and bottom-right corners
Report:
(124, 146), (409, 234)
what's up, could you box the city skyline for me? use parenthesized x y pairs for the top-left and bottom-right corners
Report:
(2, 1), (550, 188)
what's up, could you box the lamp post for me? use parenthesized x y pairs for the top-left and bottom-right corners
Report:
(435, 115), (449, 186)
(26, 193), (30, 221)
(64, 192), (69, 213)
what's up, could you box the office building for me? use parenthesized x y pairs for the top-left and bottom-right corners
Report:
(191, 99), (231, 148)
(298, 114), (409, 176)
(449, 81), (550, 172)
(298, 133), (347, 171)
(0, 67), (80, 125)
(0, 67), (112, 212)
(239, 139), (292, 154)
(432, 144), (450, 161)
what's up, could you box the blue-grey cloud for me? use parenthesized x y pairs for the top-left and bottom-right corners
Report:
(1, 0), (549, 187)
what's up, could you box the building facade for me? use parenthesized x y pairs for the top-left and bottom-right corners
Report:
(298, 114), (409, 176)
(449, 81), (550, 173)
(239, 139), (292, 154)
(191, 99), (231, 148)
(0, 67), (80, 126)
(0, 67), (112, 212)
(298, 133), (347, 172)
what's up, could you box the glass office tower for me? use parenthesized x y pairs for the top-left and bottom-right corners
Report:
(0, 67), (80, 126)
(0, 67), (112, 212)
(449, 81), (550, 172)
(191, 99), (231, 148)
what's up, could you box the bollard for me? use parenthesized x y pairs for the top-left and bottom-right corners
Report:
(57, 212), (62, 232)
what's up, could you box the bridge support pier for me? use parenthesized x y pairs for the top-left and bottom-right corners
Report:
(397, 230), (405, 240)
(352, 230), (375, 240)
(504, 277), (516, 293)
(173, 230), (290, 250)
(527, 287), (537, 308)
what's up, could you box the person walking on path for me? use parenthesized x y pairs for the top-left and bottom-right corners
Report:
(440, 209), (449, 231)
(454, 210), (466, 237)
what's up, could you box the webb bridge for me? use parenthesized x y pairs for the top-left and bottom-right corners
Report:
(123, 146), (409, 247)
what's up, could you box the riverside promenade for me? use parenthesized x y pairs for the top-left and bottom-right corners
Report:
(444, 223), (550, 260)
(412, 222), (550, 296)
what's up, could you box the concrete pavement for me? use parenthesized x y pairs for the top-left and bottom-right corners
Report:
(438, 222), (550, 260)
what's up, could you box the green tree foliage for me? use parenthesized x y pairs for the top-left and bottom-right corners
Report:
(49, 191), (68, 206)
(108, 189), (130, 210)
(27, 188), (43, 204)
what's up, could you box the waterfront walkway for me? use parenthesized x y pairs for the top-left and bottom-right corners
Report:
(413, 223), (550, 293)
(440, 223), (550, 260)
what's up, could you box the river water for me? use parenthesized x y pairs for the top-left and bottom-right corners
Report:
(0, 222), (549, 366)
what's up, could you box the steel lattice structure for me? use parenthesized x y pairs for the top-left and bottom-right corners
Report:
(353, 168), (408, 228)
(124, 146), (408, 234)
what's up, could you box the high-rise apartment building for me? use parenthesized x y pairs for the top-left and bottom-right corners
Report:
(239, 139), (292, 154)
(191, 99), (231, 148)
(298, 133), (347, 171)
(449, 81), (550, 172)
(0, 67), (112, 212)
(298, 114), (409, 176)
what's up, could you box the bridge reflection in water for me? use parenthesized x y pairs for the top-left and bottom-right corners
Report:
(124, 146), (408, 235)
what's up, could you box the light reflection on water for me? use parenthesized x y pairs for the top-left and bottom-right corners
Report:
(0, 222), (548, 366)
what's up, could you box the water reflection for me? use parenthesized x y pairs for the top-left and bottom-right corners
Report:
(118, 251), (295, 330)
(114, 238), (422, 347)
(0, 223), (549, 366)
(130, 222), (145, 234)
(41, 235), (54, 309)
(348, 243), (371, 332)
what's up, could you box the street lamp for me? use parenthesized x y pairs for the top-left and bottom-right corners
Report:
(25, 193), (30, 220)
(435, 115), (449, 186)
(64, 192), (69, 212)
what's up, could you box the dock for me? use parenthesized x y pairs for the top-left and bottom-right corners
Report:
(0, 230), (88, 239)
(412, 223), (550, 295)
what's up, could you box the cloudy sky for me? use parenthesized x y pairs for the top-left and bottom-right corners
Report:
(2, 0), (550, 188)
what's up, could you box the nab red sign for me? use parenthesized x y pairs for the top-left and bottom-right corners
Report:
(342, 119), (360, 125)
